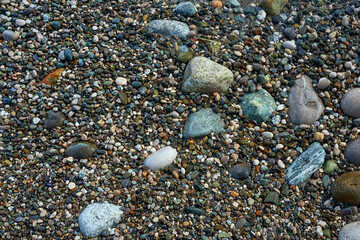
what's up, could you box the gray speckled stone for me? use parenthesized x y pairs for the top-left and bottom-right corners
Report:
(1, 30), (20, 41)
(175, 2), (197, 17)
(345, 138), (360, 166)
(148, 20), (190, 38)
(182, 57), (234, 93)
(286, 142), (325, 185)
(65, 142), (97, 159)
(78, 202), (123, 237)
(44, 111), (65, 129)
(288, 75), (324, 125)
(338, 222), (360, 240)
(229, 163), (251, 180)
(341, 88), (360, 118)
(240, 89), (276, 122)
(183, 108), (225, 139)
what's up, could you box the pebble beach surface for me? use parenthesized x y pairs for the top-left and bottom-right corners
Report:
(2, 0), (360, 239)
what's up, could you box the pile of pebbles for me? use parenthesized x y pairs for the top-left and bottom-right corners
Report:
(2, 0), (360, 239)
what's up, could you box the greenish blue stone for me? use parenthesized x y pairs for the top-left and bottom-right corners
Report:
(323, 160), (337, 174)
(51, 21), (62, 29)
(56, 62), (65, 68)
(177, 106), (185, 113)
(240, 89), (276, 122)
(244, 6), (256, 15)
(131, 81), (142, 88)
(138, 86), (147, 94)
(201, 236), (209, 240)
(264, 191), (280, 205)
(64, 48), (73, 61)
(229, 0), (240, 7)
(258, 74), (270, 84)
(322, 175), (330, 188)
(183, 108), (225, 139)
(235, 15), (245, 23)
(184, 206), (206, 215)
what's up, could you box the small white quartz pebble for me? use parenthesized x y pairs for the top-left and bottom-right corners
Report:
(116, 77), (127, 86)
(68, 182), (76, 190)
(144, 146), (177, 170)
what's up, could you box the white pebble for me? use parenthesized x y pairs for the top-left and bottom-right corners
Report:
(116, 77), (127, 86)
(15, 19), (26, 27)
(257, 10), (266, 21)
(277, 160), (285, 169)
(144, 146), (177, 170)
(283, 41), (296, 50)
(262, 131), (274, 139)
(68, 182), (76, 190)
(33, 117), (41, 124)
(275, 144), (284, 150)
(329, 72), (337, 78)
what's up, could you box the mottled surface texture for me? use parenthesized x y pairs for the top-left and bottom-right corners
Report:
(78, 202), (123, 237)
(240, 89), (276, 122)
(259, 0), (288, 15)
(148, 20), (190, 38)
(182, 57), (234, 93)
(338, 221), (360, 240)
(341, 88), (360, 118)
(332, 171), (360, 205)
(288, 75), (324, 125)
(286, 142), (325, 185)
(345, 138), (360, 166)
(183, 108), (225, 138)
(44, 111), (66, 129)
(65, 142), (97, 159)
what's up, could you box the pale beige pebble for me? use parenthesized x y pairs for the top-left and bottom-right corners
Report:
(40, 210), (47, 217)
(317, 78), (331, 90)
(68, 182), (76, 190)
(314, 132), (324, 142)
(115, 77), (127, 86)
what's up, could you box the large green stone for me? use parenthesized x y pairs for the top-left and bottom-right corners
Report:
(240, 89), (276, 122)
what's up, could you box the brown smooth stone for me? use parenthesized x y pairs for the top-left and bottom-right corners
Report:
(332, 171), (360, 205)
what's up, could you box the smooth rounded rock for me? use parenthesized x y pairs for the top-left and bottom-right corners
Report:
(144, 146), (177, 170)
(175, 2), (197, 17)
(338, 222), (360, 240)
(317, 78), (331, 90)
(240, 89), (276, 122)
(332, 171), (360, 205)
(260, 0), (288, 15)
(283, 41), (296, 49)
(1, 30), (20, 41)
(345, 138), (360, 166)
(65, 142), (97, 159)
(148, 20), (190, 38)
(341, 88), (360, 118)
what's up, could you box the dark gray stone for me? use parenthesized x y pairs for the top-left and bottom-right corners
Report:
(229, 163), (251, 180)
(175, 2), (197, 17)
(65, 142), (97, 159)
(184, 207), (206, 216)
(44, 111), (66, 129)
(345, 138), (360, 166)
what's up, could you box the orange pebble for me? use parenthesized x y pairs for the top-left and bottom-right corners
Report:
(211, 0), (222, 8)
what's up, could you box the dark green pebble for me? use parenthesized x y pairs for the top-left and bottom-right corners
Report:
(132, 81), (142, 88)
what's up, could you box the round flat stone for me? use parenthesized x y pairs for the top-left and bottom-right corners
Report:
(332, 171), (360, 205)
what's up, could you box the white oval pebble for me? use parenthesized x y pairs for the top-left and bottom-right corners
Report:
(317, 78), (331, 90)
(116, 77), (127, 86)
(277, 160), (285, 169)
(16, 19), (26, 27)
(144, 146), (177, 170)
(283, 41), (296, 50)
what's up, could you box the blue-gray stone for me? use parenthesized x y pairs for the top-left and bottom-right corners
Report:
(51, 21), (62, 29)
(64, 48), (73, 61)
(240, 89), (276, 122)
(43, 14), (51, 22)
(286, 142), (325, 185)
(183, 108), (225, 139)
(175, 2), (197, 17)
(148, 20), (190, 39)
(244, 6), (256, 15)
(1, 30), (20, 41)
(58, 50), (66, 61)
(229, 0), (240, 7)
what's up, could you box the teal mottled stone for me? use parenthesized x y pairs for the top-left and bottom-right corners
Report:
(286, 142), (325, 185)
(183, 108), (225, 138)
(240, 89), (276, 122)
(64, 48), (73, 61)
